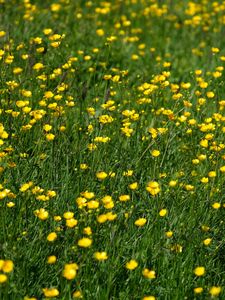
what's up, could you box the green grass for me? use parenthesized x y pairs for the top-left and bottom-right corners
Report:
(0, 0), (225, 299)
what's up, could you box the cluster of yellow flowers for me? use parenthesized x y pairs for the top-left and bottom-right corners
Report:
(0, 260), (14, 283)
(0, 0), (225, 299)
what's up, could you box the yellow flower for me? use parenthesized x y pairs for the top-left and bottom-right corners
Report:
(102, 195), (112, 204)
(78, 238), (92, 248)
(76, 197), (87, 208)
(185, 184), (194, 191)
(212, 47), (220, 53)
(203, 238), (212, 246)
(207, 91), (215, 98)
(119, 195), (130, 202)
(194, 266), (205, 276)
(142, 268), (156, 279)
(0, 274), (7, 283)
(146, 181), (160, 196)
(192, 159), (199, 165)
(43, 124), (52, 132)
(72, 290), (83, 298)
(47, 232), (57, 242)
(125, 259), (138, 270)
(208, 171), (216, 178)
(194, 287), (203, 294)
(220, 166), (225, 172)
(94, 252), (108, 261)
(87, 107), (95, 116)
(84, 55), (91, 61)
(81, 191), (95, 199)
(51, 42), (61, 48)
(123, 170), (133, 176)
(159, 209), (167, 217)
(209, 286), (221, 297)
(198, 154), (206, 161)
(13, 67), (23, 75)
(106, 212), (117, 221)
(0, 31), (6, 38)
(96, 29), (105, 36)
(7, 202), (15, 208)
(103, 75), (112, 80)
(47, 190), (56, 198)
(96, 171), (108, 180)
(34, 208), (49, 220)
(151, 149), (160, 157)
(112, 75), (120, 82)
(63, 212), (74, 219)
(59, 125), (66, 132)
(104, 200), (114, 209)
(169, 180), (177, 187)
(98, 115), (114, 124)
(36, 195), (49, 201)
(129, 182), (138, 190)
(51, 3), (61, 11)
(87, 200), (99, 209)
(47, 256), (57, 264)
(33, 63), (44, 71)
(200, 139), (208, 148)
(212, 202), (221, 209)
(66, 218), (78, 228)
(97, 214), (108, 223)
(142, 296), (156, 300)
(42, 288), (59, 298)
(62, 263), (78, 280)
(20, 182), (33, 192)
(44, 91), (54, 99)
(134, 218), (147, 227)
(2, 260), (14, 273)
(171, 244), (183, 253)
(43, 28), (53, 35)
(201, 177), (209, 183)
(83, 226), (92, 236)
(46, 133), (55, 141)
(165, 231), (173, 238)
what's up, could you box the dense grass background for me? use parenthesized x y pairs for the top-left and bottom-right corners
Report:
(0, 0), (225, 299)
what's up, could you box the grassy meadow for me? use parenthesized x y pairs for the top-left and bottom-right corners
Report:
(0, 0), (225, 299)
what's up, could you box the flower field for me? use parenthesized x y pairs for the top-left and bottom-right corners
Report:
(1, 0), (225, 299)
